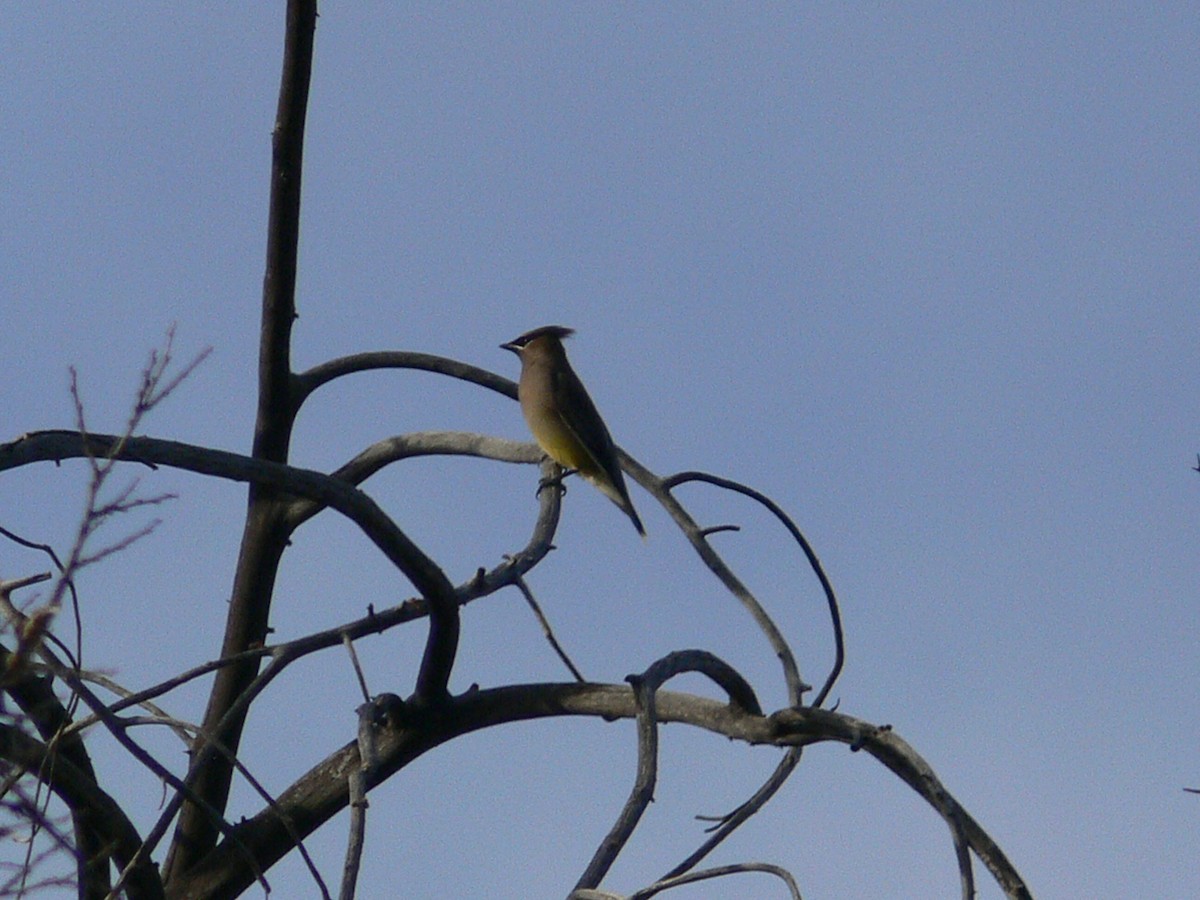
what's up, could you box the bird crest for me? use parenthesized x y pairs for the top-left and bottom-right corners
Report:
(503, 325), (575, 349)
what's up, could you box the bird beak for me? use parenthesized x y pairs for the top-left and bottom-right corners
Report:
(500, 341), (520, 354)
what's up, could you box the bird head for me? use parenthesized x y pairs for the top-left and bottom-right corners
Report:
(500, 325), (576, 355)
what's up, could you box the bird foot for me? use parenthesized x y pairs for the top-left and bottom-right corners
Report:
(536, 467), (577, 497)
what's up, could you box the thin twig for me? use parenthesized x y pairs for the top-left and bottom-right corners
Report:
(666, 747), (802, 877)
(103, 714), (331, 900)
(0, 525), (85, 682)
(343, 633), (371, 705)
(509, 572), (585, 682)
(0, 587), (267, 897)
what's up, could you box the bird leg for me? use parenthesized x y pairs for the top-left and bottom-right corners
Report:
(536, 466), (578, 497)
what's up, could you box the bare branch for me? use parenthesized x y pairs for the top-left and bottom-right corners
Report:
(292, 351), (517, 411)
(769, 707), (1028, 899)
(339, 698), (392, 900)
(132, 327), (213, 416)
(574, 677), (661, 892)
(167, 685), (1031, 900)
(666, 748), (802, 878)
(343, 634), (371, 706)
(619, 457), (806, 707)
(74, 515), (166, 569)
(575, 651), (762, 892)
(663, 471), (845, 708)
(0, 527), (84, 673)
(100, 720), (328, 900)
(0, 585), (269, 898)
(68, 460), (559, 735)
(1, 430), (461, 695)
(630, 862), (802, 899)
(0, 572), (52, 594)
(64, 646), (271, 733)
(509, 573), (585, 683)
(159, 0), (318, 876)
(280, 431), (541, 529)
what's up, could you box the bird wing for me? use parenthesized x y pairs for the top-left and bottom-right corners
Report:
(550, 362), (624, 487)
(548, 358), (646, 536)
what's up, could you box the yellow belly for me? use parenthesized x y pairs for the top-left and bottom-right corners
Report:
(524, 405), (594, 473)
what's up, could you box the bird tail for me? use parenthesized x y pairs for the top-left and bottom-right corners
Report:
(590, 473), (647, 538)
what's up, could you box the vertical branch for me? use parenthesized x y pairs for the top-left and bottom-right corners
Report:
(575, 651), (763, 893)
(164, 0), (317, 883)
(339, 698), (382, 900)
(573, 676), (660, 892)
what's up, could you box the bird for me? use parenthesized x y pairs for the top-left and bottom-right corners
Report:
(501, 325), (646, 537)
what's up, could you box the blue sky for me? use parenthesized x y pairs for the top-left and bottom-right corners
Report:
(2, 5), (1197, 898)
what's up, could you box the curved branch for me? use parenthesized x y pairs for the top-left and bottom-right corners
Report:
(576, 651), (764, 892)
(280, 431), (541, 530)
(3, 432), (860, 895)
(3, 429), (460, 887)
(0, 431), (459, 697)
(663, 471), (844, 708)
(622, 456), (805, 707)
(769, 708), (1028, 899)
(292, 351), (517, 411)
(63, 450), (560, 741)
(631, 863), (802, 899)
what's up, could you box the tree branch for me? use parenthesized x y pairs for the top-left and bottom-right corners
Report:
(626, 457), (806, 706)
(280, 431), (541, 530)
(164, 0), (318, 876)
(0, 724), (163, 900)
(576, 651), (763, 892)
(662, 470), (844, 708)
(0, 433), (459, 692)
(629, 862), (802, 899)
(291, 351), (516, 412)
(1, 643), (111, 900)
(167, 684), (1031, 900)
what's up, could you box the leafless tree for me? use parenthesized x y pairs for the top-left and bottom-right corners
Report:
(0, 4), (1032, 898)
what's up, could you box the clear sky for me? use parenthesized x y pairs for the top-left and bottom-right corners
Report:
(2, 5), (1197, 898)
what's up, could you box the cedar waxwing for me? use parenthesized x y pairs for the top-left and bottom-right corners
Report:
(501, 326), (646, 537)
